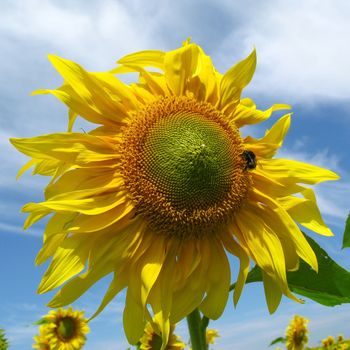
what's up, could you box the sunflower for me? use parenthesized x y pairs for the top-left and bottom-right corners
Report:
(285, 315), (309, 350)
(139, 322), (185, 350)
(33, 326), (51, 350)
(206, 329), (219, 345)
(11, 39), (338, 348)
(322, 336), (335, 349)
(35, 307), (89, 350)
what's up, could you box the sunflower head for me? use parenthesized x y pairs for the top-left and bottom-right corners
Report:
(11, 39), (339, 349)
(322, 336), (335, 348)
(33, 326), (51, 350)
(139, 322), (185, 350)
(206, 329), (220, 345)
(285, 315), (309, 350)
(121, 95), (251, 238)
(39, 307), (89, 350)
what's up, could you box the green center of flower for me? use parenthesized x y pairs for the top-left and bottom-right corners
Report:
(143, 111), (235, 210)
(121, 96), (251, 237)
(57, 317), (75, 340)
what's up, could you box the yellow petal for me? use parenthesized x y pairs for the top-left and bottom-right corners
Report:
(235, 205), (299, 304)
(140, 236), (167, 307)
(117, 50), (165, 69)
(175, 240), (201, 283)
(279, 188), (334, 236)
(47, 262), (113, 308)
(138, 71), (171, 96)
(34, 85), (117, 127)
(48, 219), (142, 307)
(44, 167), (121, 200)
(23, 207), (50, 229)
(243, 114), (292, 158)
(219, 49), (256, 113)
(232, 98), (291, 127)
(35, 213), (77, 265)
(148, 245), (179, 349)
(220, 231), (250, 306)
(16, 159), (38, 179)
(46, 55), (137, 124)
(10, 133), (119, 166)
(112, 65), (170, 97)
(259, 158), (340, 185)
(35, 233), (66, 266)
(23, 189), (126, 216)
(90, 220), (147, 320)
(252, 171), (304, 198)
(200, 238), (230, 319)
(68, 202), (135, 233)
(33, 159), (64, 176)
(89, 268), (128, 321)
(262, 271), (283, 314)
(170, 240), (209, 322)
(163, 43), (218, 102)
(38, 234), (91, 293)
(251, 188), (318, 272)
(67, 109), (78, 132)
(123, 289), (145, 344)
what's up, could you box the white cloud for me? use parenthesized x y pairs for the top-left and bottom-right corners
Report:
(0, 222), (42, 237)
(218, 0), (350, 103)
(0, 0), (158, 69)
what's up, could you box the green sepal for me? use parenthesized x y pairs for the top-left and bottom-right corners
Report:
(269, 336), (287, 346)
(32, 318), (49, 326)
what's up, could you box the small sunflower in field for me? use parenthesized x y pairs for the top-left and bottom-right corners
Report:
(139, 322), (185, 350)
(285, 315), (309, 350)
(0, 329), (9, 350)
(11, 39), (338, 348)
(322, 336), (335, 349)
(35, 307), (89, 350)
(206, 329), (219, 345)
(33, 326), (50, 350)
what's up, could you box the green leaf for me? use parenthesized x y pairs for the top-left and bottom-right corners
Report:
(342, 212), (350, 249)
(269, 337), (286, 346)
(246, 234), (350, 306)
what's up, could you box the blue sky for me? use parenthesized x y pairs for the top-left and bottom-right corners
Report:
(1, 0), (350, 349)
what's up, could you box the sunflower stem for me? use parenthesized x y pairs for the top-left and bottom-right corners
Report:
(187, 309), (207, 350)
(201, 315), (209, 331)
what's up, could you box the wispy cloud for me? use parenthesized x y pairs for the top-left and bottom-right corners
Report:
(1, 0), (349, 103)
(218, 0), (350, 103)
(0, 222), (42, 237)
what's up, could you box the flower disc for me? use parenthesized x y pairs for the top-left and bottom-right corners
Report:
(121, 96), (251, 237)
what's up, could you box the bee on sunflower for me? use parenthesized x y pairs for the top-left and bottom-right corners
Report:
(11, 39), (338, 349)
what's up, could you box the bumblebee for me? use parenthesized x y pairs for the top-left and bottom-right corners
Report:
(242, 150), (257, 170)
